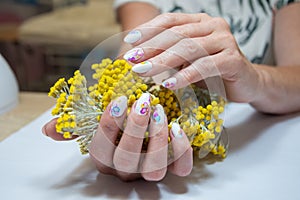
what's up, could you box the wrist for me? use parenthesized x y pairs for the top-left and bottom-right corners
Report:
(249, 64), (280, 113)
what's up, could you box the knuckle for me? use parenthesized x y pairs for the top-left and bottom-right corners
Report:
(113, 149), (139, 173)
(212, 17), (230, 30)
(179, 38), (199, 55)
(169, 23), (198, 38)
(169, 25), (188, 38)
(158, 13), (177, 25)
(155, 53), (166, 66)
(169, 26), (184, 37)
(199, 12), (210, 19)
(224, 32), (236, 44)
(226, 48), (243, 63)
(155, 52), (171, 66)
(129, 112), (150, 128)
(153, 131), (167, 141)
(100, 120), (118, 134)
(180, 67), (196, 84)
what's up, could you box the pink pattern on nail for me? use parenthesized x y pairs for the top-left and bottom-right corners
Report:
(162, 77), (177, 89)
(152, 105), (164, 124)
(162, 81), (175, 88)
(135, 93), (151, 115)
(124, 48), (144, 62)
(139, 102), (150, 115)
(152, 110), (161, 122)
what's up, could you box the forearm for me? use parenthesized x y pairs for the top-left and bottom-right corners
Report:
(116, 2), (160, 31)
(251, 3), (300, 114)
(250, 64), (300, 114)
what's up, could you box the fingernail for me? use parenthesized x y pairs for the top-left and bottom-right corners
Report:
(123, 48), (144, 62)
(171, 122), (183, 138)
(124, 30), (142, 44)
(110, 96), (128, 117)
(162, 77), (177, 88)
(42, 125), (48, 136)
(152, 104), (165, 124)
(132, 61), (152, 73)
(135, 93), (150, 115)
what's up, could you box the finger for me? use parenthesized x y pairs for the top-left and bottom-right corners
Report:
(168, 122), (193, 177)
(131, 33), (224, 77)
(89, 96), (128, 170)
(123, 13), (212, 45)
(115, 171), (142, 182)
(113, 93), (151, 173)
(161, 53), (226, 90)
(141, 104), (168, 181)
(122, 20), (214, 64)
(42, 118), (77, 141)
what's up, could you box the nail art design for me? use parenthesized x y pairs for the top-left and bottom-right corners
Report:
(110, 96), (127, 117)
(135, 93), (150, 115)
(152, 104), (165, 124)
(162, 77), (177, 88)
(123, 48), (144, 62)
(132, 61), (152, 73)
(171, 122), (183, 138)
(124, 30), (142, 44)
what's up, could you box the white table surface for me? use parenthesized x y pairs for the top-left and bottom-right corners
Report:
(1, 103), (300, 200)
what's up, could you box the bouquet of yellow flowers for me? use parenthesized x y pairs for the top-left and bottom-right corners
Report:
(48, 58), (228, 160)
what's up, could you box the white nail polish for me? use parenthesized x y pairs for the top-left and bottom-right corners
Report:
(171, 122), (183, 138)
(110, 96), (127, 117)
(135, 93), (150, 115)
(152, 104), (165, 124)
(132, 61), (152, 73)
(124, 30), (142, 44)
(162, 77), (177, 88)
(123, 48), (144, 62)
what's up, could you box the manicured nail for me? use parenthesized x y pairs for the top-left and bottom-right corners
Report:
(162, 77), (177, 88)
(42, 125), (48, 136)
(124, 30), (142, 44)
(110, 96), (128, 117)
(171, 122), (183, 138)
(135, 93), (150, 115)
(123, 48), (144, 62)
(152, 104), (165, 124)
(132, 61), (152, 73)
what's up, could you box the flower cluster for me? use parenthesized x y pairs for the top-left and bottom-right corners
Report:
(49, 58), (228, 159)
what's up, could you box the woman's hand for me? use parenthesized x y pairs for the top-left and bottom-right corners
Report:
(42, 93), (193, 181)
(122, 13), (260, 103)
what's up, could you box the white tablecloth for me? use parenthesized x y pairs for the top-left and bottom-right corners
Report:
(1, 103), (300, 200)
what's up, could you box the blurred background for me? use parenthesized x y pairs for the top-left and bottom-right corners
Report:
(0, 0), (120, 92)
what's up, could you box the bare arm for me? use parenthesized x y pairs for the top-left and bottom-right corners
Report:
(116, 2), (160, 31)
(250, 3), (300, 114)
